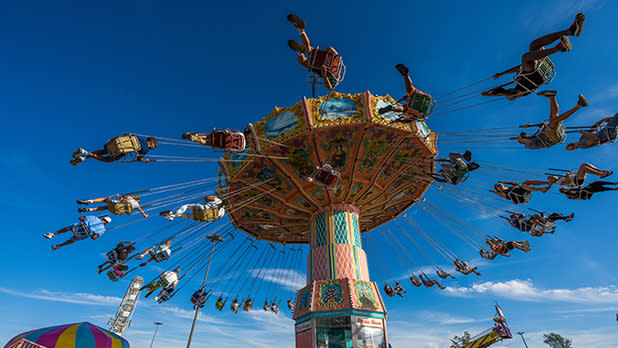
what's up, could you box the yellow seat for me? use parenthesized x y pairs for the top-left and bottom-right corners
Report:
(105, 135), (141, 161)
(193, 208), (220, 222)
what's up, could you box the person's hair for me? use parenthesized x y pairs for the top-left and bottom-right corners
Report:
(205, 195), (217, 202)
(566, 143), (577, 151)
(92, 234), (99, 240)
(174, 268), (180, 273)
(147, 137), (159, 148)
(494, 183), (504, 191)
(165, 240), (172, 246)
(467, 162), (480, 171)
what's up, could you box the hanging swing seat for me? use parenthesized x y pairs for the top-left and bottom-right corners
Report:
(405, 90), (435, 118)
(71, 223), (91, 239)
(192, 207), (221, 222)
(144, 280), (159, 292)
(514, 56), (555, 94)
(532, 121), (567, 148)
(107, 201), (134, 215)
(105, 135), (142, 161)
(312, 164), (341, 190)
(149, 247), (172, 262)
(307, 47), (346, 91)
(106, 269), (122, 281)
(209, 128), (247, 152)
(106, 250), (118, 262)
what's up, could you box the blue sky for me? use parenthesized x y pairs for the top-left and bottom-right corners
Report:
(1, 0), (618, 347)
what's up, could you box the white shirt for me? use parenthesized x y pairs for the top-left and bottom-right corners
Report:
(162, 271), (178, 285)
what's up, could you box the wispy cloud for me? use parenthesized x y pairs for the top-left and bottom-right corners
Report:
(249, 269), (305, 291)
(444, 279), (618, 304)
(0, 287), (121, 306)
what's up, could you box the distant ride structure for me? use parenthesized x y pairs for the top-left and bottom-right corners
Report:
(218, 91), (437, 348)
(4, 322), (129, 348)
(108, 276), (144, 337)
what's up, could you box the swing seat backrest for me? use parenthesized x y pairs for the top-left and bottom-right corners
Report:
(514, 56), (555, 93)
(144, 280), (158, 292)
(158, 278), (170, 289)
(72, 223), (91, 238)
(106, 250), (118, 262)
(314, 168), (340, 188)
(150, 247), (171, 262)
(307, 47), (346, 90)
(106, 270), (120, 281)
(192, 207), (220, 222)
(406, 90), (435, 117)
(210, 129), (247, 152)
(107, 201), (134, 215)
(106, 135), (141, 160)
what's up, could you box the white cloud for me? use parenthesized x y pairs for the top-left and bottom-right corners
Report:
(0, 287), (121, 306)
(249, 269), (305, 291)
(444, 279), (618, 304)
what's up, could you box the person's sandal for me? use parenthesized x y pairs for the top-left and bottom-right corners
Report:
(557, 36), (572, 52)
(536, 90), (557, 97)
(577, 94), (589, 107)
(569, 13), (586, 37)
(287, 14), (305, 30)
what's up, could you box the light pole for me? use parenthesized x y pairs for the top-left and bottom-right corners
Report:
(149, 322), (163, 348)
(517, 331), (529, 348)
(186, 233), (225, 348)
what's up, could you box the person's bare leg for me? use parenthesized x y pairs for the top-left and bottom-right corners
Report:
(88, 151), (114, 163)
(297, 53), (310, 70)
(529, 29), (571, 51)
(522, 178), (556, 192)
(521, 46), (563, 71)
(299, 31), (312, 51)
(577, 162), (612, 180)
(321, 66), (333, 90)
(53, 239), (76, 249)
(326, 46), (339, 56)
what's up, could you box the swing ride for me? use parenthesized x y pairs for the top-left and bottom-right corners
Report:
(27, 9), (618, 348)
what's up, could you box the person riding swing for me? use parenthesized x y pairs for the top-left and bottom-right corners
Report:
(436, 268), (455, 279)
(453, 259), (481, 276)
(419, 273), (446, 290)
(410, 274), (423, 287)
(287, 299), (296, 310)
(216, 296), (225, 311)
(286, 14), (345, 91)
(482, 13), (585, 100)
(141, 268), (181, 302)
(71, 135), (158, 165)
(383, 283), (396, 297)
(378, 64), (435, 121)
(181, 128), (247, 153)
(559, 181), (618, 200)
(77, 195), (148, 217)
(136, 241), (173, 267)
(243, 298), (254, 312)
(566, 112), (618, 150)
(43, 215), (111, 251)
(97, 241), (135, 274)
(431, 151), (479, 185)
(231, 298), (240, 314)
(394, 282), (406, 297)
(486, 238), (530, 257)
(516, 91), (588, 149)
(491, 178), (557, 204)
(160, 195), (225, 222)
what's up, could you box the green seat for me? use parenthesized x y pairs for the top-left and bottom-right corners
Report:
(406, 91), (435, 117)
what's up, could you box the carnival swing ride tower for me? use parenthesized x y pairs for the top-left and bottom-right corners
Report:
(218, 91), (437, 348)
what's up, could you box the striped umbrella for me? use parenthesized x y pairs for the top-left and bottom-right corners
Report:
(4, 322), (129, 348)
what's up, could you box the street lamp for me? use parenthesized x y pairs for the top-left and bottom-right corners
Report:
(517, 332), (529, 348)
(186, 234), (225, 348)
(149, 322), (163, 348)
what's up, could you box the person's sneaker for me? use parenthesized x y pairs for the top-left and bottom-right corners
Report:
(70, 158), (79, 166)
(51, 245), (59, 251)
(577, 94), (589, 107)
(569, 13), (585, 37)
(153, 296), (159, 301)
(395, 63), (409, 76)
(536, 90), (557, 97)
(76, 200), (90, 205)
(378, 105), (393, 114)
(287, 40), (307, 53)
(78, 208), (90, 212)
(557, 36), (572, 52)
(286, 14), (305, 31)
(72, 148), (87, 158)
(43, 233), (54, 239)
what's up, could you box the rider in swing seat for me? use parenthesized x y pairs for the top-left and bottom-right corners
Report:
(141, 268), (180, 301)
(419, 274), (446, 290)
(306, 163), (341, 189)
(182, 129), (247, 152)
(394, 282), (406, 297)
(71, 135), (158, 165)
(480, 249), (497, 260)
(566, 112), (618, 150)
(286, 14), (343, 91)
(216, 297), (225, 311)
(559, 181), (618, 200)
(106, 264), (129, 282)
(410, 274), (423, 287)
(263, 300), (270, 311)
(482, 13), (585, 100)
(287, 299), (295, 310)
(516, 91), (588, 149)
(43, 215), (110, 251)
(436, 268), (455, 279)
(492, 178), (557, 204)
(77, 195), (148, 217)
(270, 301), (280, 314)
(554, 162), (613, 188)
(160, 195), (225, 222)
(156, 288), (174, 304)
(97, 241), (135, 274)
(136, 241), (173, 267)
(486, 238), (530, 257)
(231, 298), (240, 313)
(243, 298), (254, 312)
(431, 151), (479, 185)
(383, 284), (396, 297)
(378, 64), (434, 121)
(453, 259), (481, 276)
